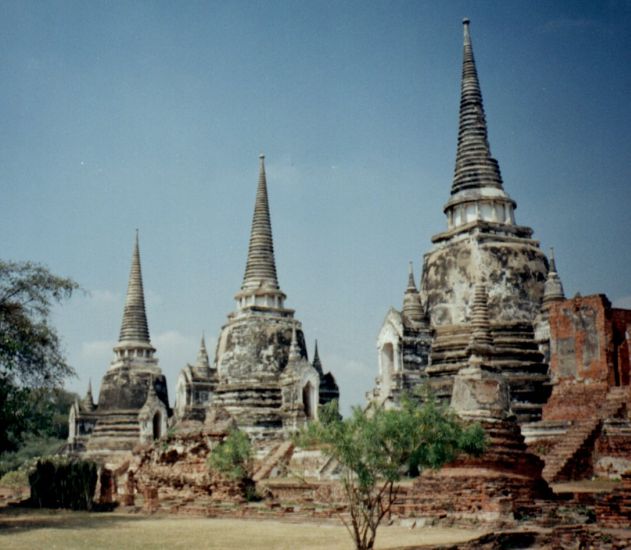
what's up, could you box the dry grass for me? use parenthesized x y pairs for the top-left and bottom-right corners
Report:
(0, 508), (486, 549)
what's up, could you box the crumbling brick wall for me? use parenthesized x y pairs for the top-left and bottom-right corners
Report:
(543, 295), (631, 423)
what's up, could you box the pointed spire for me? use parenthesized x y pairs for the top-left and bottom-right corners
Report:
(452, 19), (504, 195)
(543, 247), (565, 307)
(242, 155), (280, 291)
(406, 261), (417, 291)
(466, 282), (494, 358)
(548, 246), (558, 273)
(196, 334), (210, 369)
(312, 339), (323, 375)
(119, 230), (151, 343)
(402, 262), (425, 323)
(82, 378), (95, 410)
(288, 324), (302, 363)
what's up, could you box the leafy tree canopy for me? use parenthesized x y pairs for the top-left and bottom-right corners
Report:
(297, 394), (486, 550)
(0, 260), (79, 452)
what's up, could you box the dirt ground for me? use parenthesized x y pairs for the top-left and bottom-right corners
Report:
(0, 508), (487, 550)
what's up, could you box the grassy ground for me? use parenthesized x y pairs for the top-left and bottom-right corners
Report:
(0, 508), (486, 550)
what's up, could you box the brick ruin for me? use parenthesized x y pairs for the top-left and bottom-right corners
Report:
(526, 294), (631, 482)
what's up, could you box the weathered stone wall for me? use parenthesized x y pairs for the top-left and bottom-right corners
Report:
(421, 232), (547, 327)
(215, 316), (306, 380)
(211, 313), (329, 441)
(97, 368), (169, 412)
(420, 231), (550, 423)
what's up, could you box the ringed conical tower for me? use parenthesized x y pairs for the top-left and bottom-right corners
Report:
(234, 155), (288, 314)
(210, 156), (338, 442)
(418, 20), (552, 423)
(70, 232), (171, 464)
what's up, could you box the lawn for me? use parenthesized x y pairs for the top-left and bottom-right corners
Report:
(0, 508), (487, 549)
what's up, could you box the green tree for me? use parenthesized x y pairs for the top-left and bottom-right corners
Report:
(0, 260), (78, 452)
(207, 429), (253, 482)
(297, 396), (486, 550)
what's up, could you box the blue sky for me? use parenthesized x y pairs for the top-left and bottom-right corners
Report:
(2, 1), (630, 414)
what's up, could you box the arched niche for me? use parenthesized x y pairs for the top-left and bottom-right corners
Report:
(302, 381), (316, 420)
(152, 411), (162, 440)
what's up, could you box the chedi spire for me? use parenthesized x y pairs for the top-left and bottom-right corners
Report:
(235, 155), (288, 313)
(543, 248), (565, 307)
(82, 379), (95, 410)
(402, 262), (425, 324)
(452, 18), (503, 194)
(312, 340), (323, 375)
(119, 231), (151, 344)
(242, 155), (279, 291)
(288, 324), (302, 364)
(196, 334), (211, 369)
(466, 282), (494, 359)
(443, 19), (517, 230)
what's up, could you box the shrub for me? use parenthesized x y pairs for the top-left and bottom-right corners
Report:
(0, 468), (29, 488)
(207, 429), (253, 482)
(29, 457), (97, 510)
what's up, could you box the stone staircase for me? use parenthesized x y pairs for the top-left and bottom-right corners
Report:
(253, 441), (294, 481)
(543, 387), (629, 482)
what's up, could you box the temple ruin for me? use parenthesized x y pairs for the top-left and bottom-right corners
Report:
(62, 19), (631, 535)
(371, 19), (553, 422)
(68, 232), (171, 465)
(174, 336), (218, 423)
(369, 19), (631, 488)
(176, 155), (339, 442)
